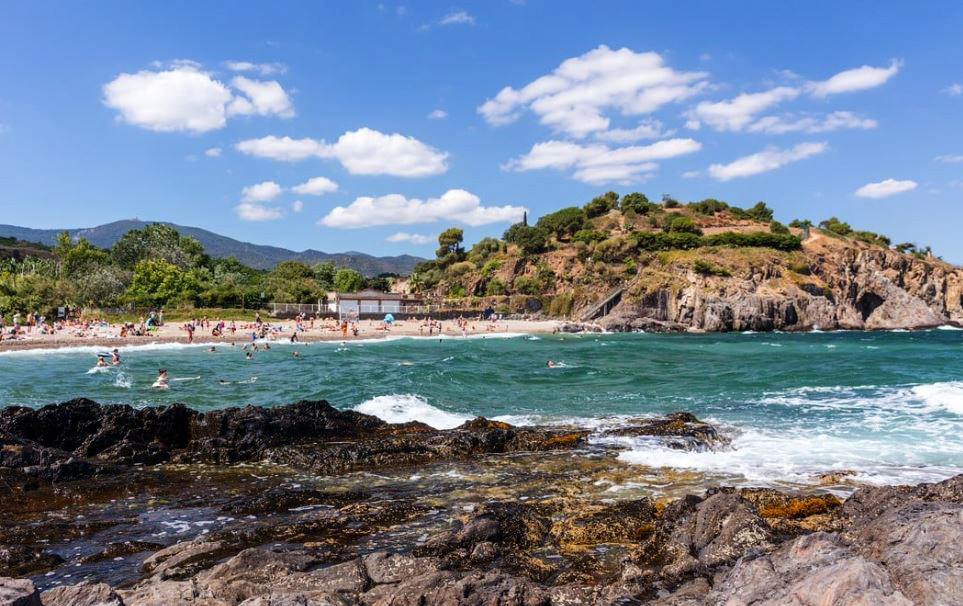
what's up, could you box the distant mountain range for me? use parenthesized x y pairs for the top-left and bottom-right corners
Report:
(0, 220), (424, 275)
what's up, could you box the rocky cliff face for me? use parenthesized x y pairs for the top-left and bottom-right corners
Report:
(601, 241), (963, 333)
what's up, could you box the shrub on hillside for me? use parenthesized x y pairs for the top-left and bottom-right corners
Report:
(448, 261), (474, 276)
(789, 219), (813, 229)
(547, 293), (574, 317)
(620, 192), (660, 215)
(584, 191), (619, 218)
(702, 231), (802, 251)
(665, 215), (703, 235)
(770, 220), (790, 234)
(505, 225), (548, 255)
(819, 217), (852, 236)
(485, 278), (507, 296)
(688, 198), (729, 215)
(692, 259), (731, 277)
(513, 276), (539, 295)
(536, 207), (587, 238)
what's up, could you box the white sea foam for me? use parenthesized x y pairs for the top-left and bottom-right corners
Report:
(936, 325), (963, 331)
(912, 381), (963, 415)
(113, 372), (132, 389)
(352, 394), (472, 430)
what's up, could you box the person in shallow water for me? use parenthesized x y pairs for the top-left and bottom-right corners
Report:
(110, 349), (120, 365)
(152, 369), (169, 389)
(546, 360), (555, 368)
(96, 355), (108, 367)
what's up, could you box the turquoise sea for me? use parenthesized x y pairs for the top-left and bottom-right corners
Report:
(2, 329), (962, 488)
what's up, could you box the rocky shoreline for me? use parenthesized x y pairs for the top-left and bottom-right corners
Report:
(1, 400), (960, 605)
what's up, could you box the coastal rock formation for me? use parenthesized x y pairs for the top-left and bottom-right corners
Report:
(600, 245), (963, 332)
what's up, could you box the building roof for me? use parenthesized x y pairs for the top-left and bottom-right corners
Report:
(335, 290), (422, 301)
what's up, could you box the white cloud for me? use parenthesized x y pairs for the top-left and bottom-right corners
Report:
(504, 137), (701, 184)
(935, 154), (963, 163)
(103, 63), (294, 133)
(682, 170), (701, 178)
(807, 60), (901, 97)
(427, 109), (448, 119)
(236, 135), (328, 161)
(594, 118), (669, 143)
(319, 189), (526, 229)
(103, 65), (234, 133)
(226, 61), (287, 76)
(747, 111), (877, 134)
(235, 202), (284, 221)
(291, 200), (304, 213)
(439, 10), (475, 25)
(708, 141), (828, 181)
(240, 181), (282, 202)
(943, 83), (963, 96)
(387, 232), (433, 245)
(854, 178), (917, 199)
(205, 147), (222, 157)
(478, 45), (708, 138)
(333, 128), (448, 176)
(291, 176), (338, 196)
(228, 76), (295, 118)
(685, 87), (800, 132)
(236, 128), (448, 177)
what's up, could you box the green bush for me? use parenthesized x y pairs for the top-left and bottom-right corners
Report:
(692, 259), (731, 277)
(620, 192), (659, 215)
(584, 191), (619, 218)
(536, 207), (587, 238)
(662, 195), (681, 208)
(702, 231), (802, 251)
(688, 198), (729, 215)
(819, 217), (852, 236)
(513, 276), (539, 295)
(447, 282), (467, 298)
(624, 258), (637, 275)
(770, 220), (790, 234)
(665, 215), (703, 235)
(789, 219), (813, 229)
(505, 225), (548, 255)
(854, 230), (891, 247)
(572, 229), (607, 244)
(547, 293), (574, 317)
(468, 237), (502, 264)
(592, 237), (629, 263)
(485, 278), (506, 296)
(448, 261), (474, 276)
(480, 259), (502, 278)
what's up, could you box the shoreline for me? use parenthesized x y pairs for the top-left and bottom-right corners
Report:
(0, 318), (564, 353)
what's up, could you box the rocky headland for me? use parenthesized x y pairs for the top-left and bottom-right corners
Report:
(1, 399), (960, 605)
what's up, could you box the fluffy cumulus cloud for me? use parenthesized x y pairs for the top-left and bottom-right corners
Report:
(236, 128), (448, 177)
(228, 76), (295, 118)
(505, 138), (701, 184)
(226, 61), (287, 76)
(854, 178), (918, 199)
(103, 63), (294, 133)
(708, 142), (828, 181)
(235, 202), (284, 221)
(240, 181), (282, 202)
(807, 60), (901, 97)
(686, 87), (800, 132)
(319, 189), (526, 229)
(943, 83), (963, 96)
(747, 111), (877, 134)
(387, 232), (433, 244)
(478, 45), (708, 138)
(291, 176), (338, 196)
(205, 147), (222, 157)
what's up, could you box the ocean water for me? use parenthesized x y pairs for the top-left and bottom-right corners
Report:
(2, 329), (962, 488)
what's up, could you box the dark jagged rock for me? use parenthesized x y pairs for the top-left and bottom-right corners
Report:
(0, 400), (587, 479)
(0, 545), (64, 578)
(600, 412), (728, 451)
(842, 473), (963, 532)
(0, 577), (41, 606)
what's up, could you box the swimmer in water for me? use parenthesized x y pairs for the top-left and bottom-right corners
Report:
(208, 346), (216, 352)
(110, 349), (121, 365)
(546, 360), (555, 368)
(96, 355), (108, 367)
(293, 351), (300, 358)
(218, 379), (229, 385)
(245, 351), (253, 360)
(152, 369), (169, 389)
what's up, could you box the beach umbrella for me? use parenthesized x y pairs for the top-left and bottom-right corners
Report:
(384, 313), (394, 324)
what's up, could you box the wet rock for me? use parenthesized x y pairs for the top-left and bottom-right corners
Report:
(0, 578), (40, 606)
(737, 488), (843, 535)
(141, 539), (229, 580)
(0, 545), (63, 577)
(40, 582), (124, 606)
(843, 473), (963, 532)
(705, 532), (911, 605)
(78, 541), (164, 565)
(600, 413), (727, 451)
(854, 502), (963, 606)
(361, 569), (549, 606)
(551, 499), (658, 547)
(362, 552), (443, 584)
(658, 493), (774, 580)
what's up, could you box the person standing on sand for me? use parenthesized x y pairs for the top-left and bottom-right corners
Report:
(341, 319), (348, 338)
(186, 322), (194, 344)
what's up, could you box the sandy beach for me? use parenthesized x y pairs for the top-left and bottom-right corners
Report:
(0, 317), (565, 353)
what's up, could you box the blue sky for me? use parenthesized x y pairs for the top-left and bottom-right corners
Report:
(2, 1), (962, 260)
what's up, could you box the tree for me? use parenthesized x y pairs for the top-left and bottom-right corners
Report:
(126, 259), (200, 306)
(620, 192), (657, 215)
(819, 217), (852, 236)
(313, 262), (337, 290)
(744, 202), (774, 222)
(510, 226), (547, 255)
(535, 207), (586, 239)
(665, 215), (702, 235)
(688, 198), (728, 215)
(112, 224), (205, 270)
(584, 191), (618, 218)
(54, 232), (109, 277)
(769, 220), (790, 234)
(468, 237), (502, 264)
(436, 228), (465, 265)
(789, 219), (813, 229)
(334, 268), (364, 293)
(265, 261), (322, 303)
